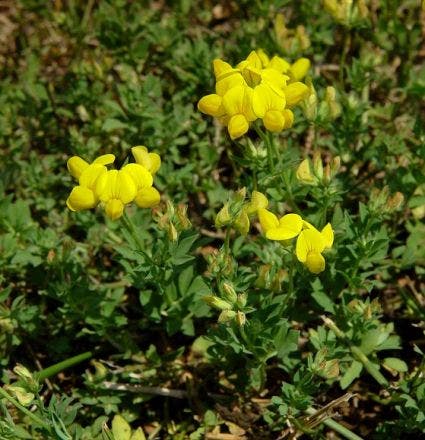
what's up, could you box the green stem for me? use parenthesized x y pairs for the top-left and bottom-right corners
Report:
(322, 316), (389, 386)
(339, 31), (351, 86)
(281, 170), (302, 215)
(305, 407), (363, 440)
(122, 212), (145, 252)
(0, 387), (50, 431)
(223, 226), (231, 258)
(36, 351), (93, 381)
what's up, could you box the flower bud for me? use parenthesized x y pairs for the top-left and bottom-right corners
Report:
(313, 151), (324, 180)
(237, 293), (247, 308)
(167, 222), (178, 242)
(176, 204), (191, 230)
(301, 79), (317, 121)
(203, 295), (232, 311)
(325, 86), (341, 119)
(215, 203), (231, 228)
(218, 310), (237, 324)
(236, 311), (246, 327)
(296, 159), (317, 185)
(255, 265), (271, 288)
(4, 385), (34, 406)
(221, 282), (238, 304)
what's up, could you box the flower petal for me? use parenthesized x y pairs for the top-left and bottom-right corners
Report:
(67, 156), (89, 179)
(92, 154), (115, 165)
(135, 187), (161, 208)
(258, 208), (279, 232)
(131, 146), (161, 174)
(284, 82), (309, 107)
(122, 163), (153, 189)
(321, 223), (334, 249)
(105, 199), (124, 220)
(197, 94), (225, 117)
(227, 114), (249, 140)
(263, 110), (285, 132)
(305, 251), (325, 274)
(66, 186), (97, 211)
(117, 170), (137, 204)
(245, 191), (268, 215)
(79, 164), (107, 189)
(290, 57), (311, 81)
(278, 213), (303, 237)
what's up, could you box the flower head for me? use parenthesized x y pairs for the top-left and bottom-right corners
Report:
(66, 147), (161, 220)
(198, 50), (311, 139)
(296, 223), (334, 273)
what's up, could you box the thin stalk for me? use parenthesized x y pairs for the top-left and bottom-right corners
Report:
(0, 387), (50, 431)
(305, 407), (363, 440)
(321, 316), (389, 386)
(223, 226), (231, 259)
(339, 31), (351, 86)
(36, 351), (93, 381)
(122, 212), (145, 252)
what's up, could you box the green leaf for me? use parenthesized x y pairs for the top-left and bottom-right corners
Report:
(340, 360), (363, 389)
(102, 118), (128, 132)
(383, 357), (408, 373)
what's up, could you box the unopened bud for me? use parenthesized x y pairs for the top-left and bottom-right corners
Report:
(296, 159), (317, 185)
(386, 192), (404, 212)
(302, 80), (318, 121)
(176, 204), (191, 230)
(255, 265), (271, 288)
(13, 365), (39, 393)
(236, 311), (246, 327)
(234, 211), (250, 235)
(325, 86), (341, 119)
(203, 295), (232, 311)
(218, 310), (237, 324)
(234, 187), (247, 203)
(215, 204), (231, 228)
(5, 386), (34, 406)
(331, 156), (341, 176)
(167, 222), (178, 242)
(271, 269), (287, 292)
(313, 151), (324, 179)
(237, 293), (247, 308)
(323, 164), (332, 185)
(221, 282), (238, 304)
(0, 318), (14, 333)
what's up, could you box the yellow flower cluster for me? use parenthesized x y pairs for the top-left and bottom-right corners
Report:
(66, 146), (161, 220)
(258, 208), (334, 274)
(198, 50), (310, 139)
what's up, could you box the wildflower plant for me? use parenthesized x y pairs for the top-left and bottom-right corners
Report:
(1, 2), (424, 440)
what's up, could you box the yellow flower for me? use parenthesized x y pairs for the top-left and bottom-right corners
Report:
(289, 58), (311, 81)
(258, 208), (303, 240)
(121, 163), (160, 209)
(66, 148), (161, 220)
(296, 223), (334, 273)
(66, 154), (115, 212)
(222, 85), (257, 139)
(95, 169), (137, 220)
(284, 82), (310, 107)
(253, 84), (294, 132)
(131, 146), (161, 174)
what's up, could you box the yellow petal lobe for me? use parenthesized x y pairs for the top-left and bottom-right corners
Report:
(135, 187), (161, 208)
